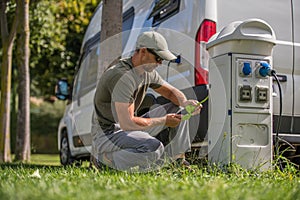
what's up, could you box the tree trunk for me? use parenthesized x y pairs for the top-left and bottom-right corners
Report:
(0, 38), (13, 163)
(99, 0), (122, 76)
(92, 0), (122, 165)
(14, 0), (30, 162)
(0, 0), (18, 163)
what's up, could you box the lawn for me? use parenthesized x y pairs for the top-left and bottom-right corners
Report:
(0, 154), (300, 200)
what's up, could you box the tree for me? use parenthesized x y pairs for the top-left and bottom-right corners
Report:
(99, 0), (122, 72)
(0, 0), (99, 160)
(91, 0), (122, 166)
(14, 0), (30, 162)
(0, 0), (18, 163)
(29, 0), (98, 97)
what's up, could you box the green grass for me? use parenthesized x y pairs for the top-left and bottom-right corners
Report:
(1, 154), (300, 200)
(30, 154), (60, 166)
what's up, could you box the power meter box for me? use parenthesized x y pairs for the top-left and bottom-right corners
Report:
(206, 19), (276, 170)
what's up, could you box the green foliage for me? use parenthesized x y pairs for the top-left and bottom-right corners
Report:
(29, 0), (98, 97)
(0, 156), (300, 200)
(30, 100), (66, 153)
(11, 99), (66, 154)
(1, 0), (98, 96)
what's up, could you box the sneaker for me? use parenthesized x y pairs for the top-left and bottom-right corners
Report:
(171, 158), (195, 171)
(175, 158), (191, 167)
(90, 156), (104, 170)
(101, 152), (114, 167)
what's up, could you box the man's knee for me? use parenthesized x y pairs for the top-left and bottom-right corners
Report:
(137, 138), (163, 153)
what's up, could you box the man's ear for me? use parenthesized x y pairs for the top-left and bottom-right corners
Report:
(138, 48), (148, 61)
(139, 47), (147, 55)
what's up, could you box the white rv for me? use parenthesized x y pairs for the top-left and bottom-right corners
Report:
(55, 0), (299, 165)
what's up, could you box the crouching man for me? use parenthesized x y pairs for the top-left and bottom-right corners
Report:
(91, 31), (202, 172)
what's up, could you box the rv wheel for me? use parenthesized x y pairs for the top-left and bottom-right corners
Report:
(60, 130), (73, 165)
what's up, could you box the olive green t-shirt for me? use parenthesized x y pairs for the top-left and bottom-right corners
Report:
(94, 58), (165, 132)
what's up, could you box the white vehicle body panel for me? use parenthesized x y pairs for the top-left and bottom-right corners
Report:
(57, 0), (299, 159)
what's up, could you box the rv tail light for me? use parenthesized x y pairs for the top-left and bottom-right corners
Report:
(195, 19), (216, 86)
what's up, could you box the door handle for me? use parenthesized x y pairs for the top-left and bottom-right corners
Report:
(272, 74), (287, 82)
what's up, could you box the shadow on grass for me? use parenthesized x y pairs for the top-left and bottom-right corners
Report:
(0, 162), (65, 170)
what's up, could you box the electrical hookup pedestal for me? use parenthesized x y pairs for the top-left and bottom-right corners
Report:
(206, 19), (276, 170)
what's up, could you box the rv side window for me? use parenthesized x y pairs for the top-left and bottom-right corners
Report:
(149, 0), (180, 26)
(122, 7), (135, 50)
(83, 7), (134, 56)
(72, 63), (85, 99)
(82, 46), (98, 90)
(73, 45), (98, 99)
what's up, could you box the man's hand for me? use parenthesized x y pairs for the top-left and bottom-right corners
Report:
(165, 114), (182, 127)
(182, 100), (203, 116)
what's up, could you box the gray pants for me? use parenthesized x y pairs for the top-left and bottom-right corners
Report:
(91, 103), (191, 171)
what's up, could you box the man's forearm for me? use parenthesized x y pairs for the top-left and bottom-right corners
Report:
(167, 87), (187, 106)
(115, 102), (167, 131)
(131, 116), (166, 130)
(154, 84), (187, 106)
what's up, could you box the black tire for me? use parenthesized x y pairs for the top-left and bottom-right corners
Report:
(60, 130), (74, 166)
